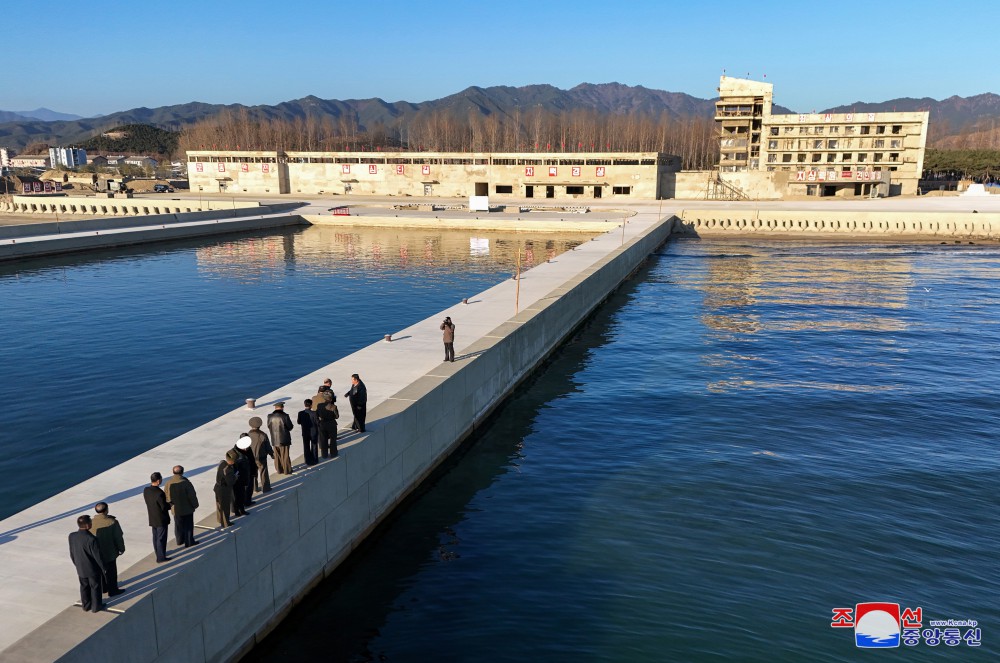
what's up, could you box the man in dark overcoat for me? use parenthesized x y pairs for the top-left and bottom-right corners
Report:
(68, 514), (106, 612)
(345, 373), (368, 432)
(143, 472), (171, 563)
(163, 465), (199, 547)
(268, 402), (295, 475)
(229, 440), (251, 516)
(215, 451), (238, 528)
(297, 398), (319, 465)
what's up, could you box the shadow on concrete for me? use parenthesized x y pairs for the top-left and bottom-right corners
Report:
(0, 463), (215, 546)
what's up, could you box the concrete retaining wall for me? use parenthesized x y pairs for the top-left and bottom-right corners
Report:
(0, 214), (307, 261)
(1, 217), (674, 663)
(0, 207), (270, 241)
(677, 209), (1000, 240)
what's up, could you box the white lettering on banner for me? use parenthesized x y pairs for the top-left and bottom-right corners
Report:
(263, 163), (269, 173)
(396, 164), (404, 175)
(828, 171), (836, 181)
(796, 171), (805, 181)
(196, 163), (203, 172)
(218, 163), (225, 172)
(525, 166), (534, 177)
(807, 171), (817, 181)
(422, 164), (430, 176)
(824, 113), (832, 122)
(818, 171), (827, 180)
(369, 164), (377, 175)
(868, 113), (875, 121)
(241, 163), (249, 172)
(571, 166), (581, 177)
(596, 166), (605, 177)
(342, 164), (351, 174)
(845, 113), (854, 121)
(549, 166), (558, 177)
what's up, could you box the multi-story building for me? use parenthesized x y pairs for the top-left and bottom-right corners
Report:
(0, 148), (16, 168)
(48, 147), (88, 169)
(715, 76), (928, 197)
(186, 150), (681, 199)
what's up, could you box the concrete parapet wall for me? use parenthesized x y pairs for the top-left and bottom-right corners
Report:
(677, 209), (1000, 240)
(1, 196), (260, 217)
(1, 216), (673, 663)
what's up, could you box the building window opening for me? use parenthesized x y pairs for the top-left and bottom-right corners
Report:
(612, 186), (631, 195)
(860, 126), (871, 134)
(495, 184), (513, 194)
(892, 125), (902, 134)
(566, 186), (584, 195)
(876, 125), (886, 134)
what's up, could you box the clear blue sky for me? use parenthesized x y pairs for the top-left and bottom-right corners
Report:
(1, 0), (989, 117)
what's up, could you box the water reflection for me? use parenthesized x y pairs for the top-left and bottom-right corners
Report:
(194, 227), (585, 282)
(671, 240), (923, 394)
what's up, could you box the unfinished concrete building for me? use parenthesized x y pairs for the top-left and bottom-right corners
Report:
(711, 76), (929, 198)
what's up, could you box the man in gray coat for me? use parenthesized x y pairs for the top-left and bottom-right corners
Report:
(163, 465), (199, 548)
(247, 416), (273, 493)
(68, 515), (105, 612)
(268, 402), (295, 475)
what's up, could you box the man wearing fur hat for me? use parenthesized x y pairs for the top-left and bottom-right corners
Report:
(247, 416), (273, 493)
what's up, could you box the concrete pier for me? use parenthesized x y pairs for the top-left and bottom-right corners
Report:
(0, 209), (675, 662)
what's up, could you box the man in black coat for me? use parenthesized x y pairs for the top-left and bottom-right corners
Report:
(297, 398), (319, 465)
(230, 439), (251, 516)
(315, 392), (339, 458)
(68, 515), (106, 612)
(143, 472), (171, 563)
(345, 373), (368, 433)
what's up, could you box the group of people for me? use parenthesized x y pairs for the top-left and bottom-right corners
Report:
(68, 374), (370, 612)
(68, 465), (199, 612)
(67, 317), (462, 613)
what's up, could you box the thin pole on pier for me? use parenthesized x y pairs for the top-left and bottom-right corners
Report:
(515, 247), (522, 314)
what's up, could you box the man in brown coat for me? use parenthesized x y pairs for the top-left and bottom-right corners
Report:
(247, 416), (273, 493)
(441, 316), (456, 362)
(91, 502), (125, 596)
(163, 465), (199, 548)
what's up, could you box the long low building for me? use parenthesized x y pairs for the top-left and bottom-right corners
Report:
(186, 150), (681, 200)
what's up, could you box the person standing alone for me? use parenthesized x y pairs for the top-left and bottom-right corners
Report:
(268, 402), (295, 475)
(440, 316), (456, 362)
(345, 374), (367, 433)
(163, 465), (199, 548)
(68, 515), (106, 613)
(143, 472), (171, 563)
(91, 502), (125, 596)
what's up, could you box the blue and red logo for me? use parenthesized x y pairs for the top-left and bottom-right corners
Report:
(853, 602), (901, 648)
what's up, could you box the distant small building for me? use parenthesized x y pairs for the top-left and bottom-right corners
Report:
(10, 154), (51, 168)
(124, 155), (158, 169)
(0, 147), (16, 168)
(105, 155), (128, 166)
(88, 155), (109, 168)
(49, 147), (88, 168)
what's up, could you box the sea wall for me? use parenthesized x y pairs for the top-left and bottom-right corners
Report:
(677, 209), (1000, 240)
(0, 213), (307, 261)
(0, 216), (675, 663)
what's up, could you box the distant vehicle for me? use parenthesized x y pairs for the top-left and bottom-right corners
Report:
(153, 184), (174, 193)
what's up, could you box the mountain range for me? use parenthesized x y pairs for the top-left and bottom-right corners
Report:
(1, 83), (997, 152)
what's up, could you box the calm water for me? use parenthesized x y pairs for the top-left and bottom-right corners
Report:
(0, 226), (583, 519)
(246, 238), (999, 662)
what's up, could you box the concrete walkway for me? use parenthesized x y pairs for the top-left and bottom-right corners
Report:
(0, 206), (666, 657)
